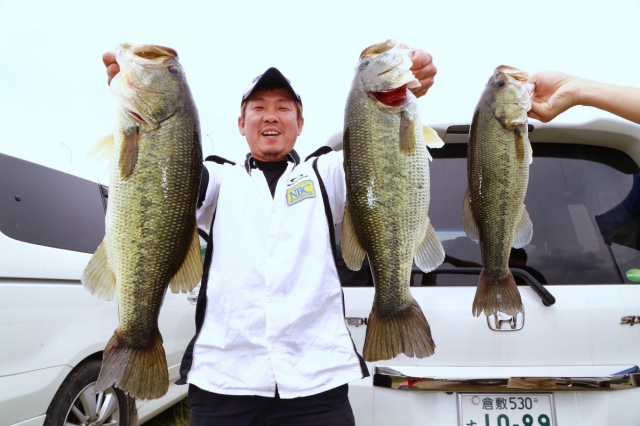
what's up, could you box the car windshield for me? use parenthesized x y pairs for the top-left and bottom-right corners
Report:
(339, 142), (640, 287)
(430, 142), (640, 286)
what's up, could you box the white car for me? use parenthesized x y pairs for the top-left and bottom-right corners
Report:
(341, 118), (640, 425)
(0, 153), (196, 425)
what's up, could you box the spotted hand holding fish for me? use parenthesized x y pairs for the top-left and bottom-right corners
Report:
(463, 65), (535, 317)
(82, 44), (203, 399)
(341, 40), (445, 362)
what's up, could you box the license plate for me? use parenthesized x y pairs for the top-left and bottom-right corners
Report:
(457, 393), (556, 426)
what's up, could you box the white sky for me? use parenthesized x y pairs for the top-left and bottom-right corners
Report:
(1, 0), (640, 184)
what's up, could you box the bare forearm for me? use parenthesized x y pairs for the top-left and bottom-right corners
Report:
(578, 79), (640, 124)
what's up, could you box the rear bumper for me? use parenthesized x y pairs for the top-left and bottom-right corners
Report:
(373, 365), (640, 392)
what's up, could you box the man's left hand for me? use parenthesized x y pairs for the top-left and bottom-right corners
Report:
(408, 49), (437, 98)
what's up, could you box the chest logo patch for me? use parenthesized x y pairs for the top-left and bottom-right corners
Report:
(286, 180), (316, 205)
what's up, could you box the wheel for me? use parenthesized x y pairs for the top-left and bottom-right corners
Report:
(43, 358), (137, 426)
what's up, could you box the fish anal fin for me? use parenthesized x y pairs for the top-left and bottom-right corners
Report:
(512, 205), (533, 248)
(340, 205), (366, 271)
(472, 270), (523, 317)
(363, 298), (435, 362)
(119, 126), (139, 179)
(414, 222), (444, 272)
(81, 241), (116, 301)
(169, 227), (204, 293)
(462, 189), (480, 243)
(96, 328), (169, 400)
(399, 112), (417, 156)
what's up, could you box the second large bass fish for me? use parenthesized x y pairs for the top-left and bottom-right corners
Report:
(463, 65), (534, 317)
(341, 40), (445, 362)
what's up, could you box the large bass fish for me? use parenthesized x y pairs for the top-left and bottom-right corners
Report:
(82, 43), (203, 399)
(341, 40), (445, 362)
(463, 65), (534, 317)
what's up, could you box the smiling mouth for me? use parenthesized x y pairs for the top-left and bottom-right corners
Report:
(262, 131), (280, 136)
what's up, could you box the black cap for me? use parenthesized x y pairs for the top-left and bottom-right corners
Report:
(241, 67), (302, 106)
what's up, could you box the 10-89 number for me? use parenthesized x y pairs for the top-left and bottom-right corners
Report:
(485, 413), (551, 426)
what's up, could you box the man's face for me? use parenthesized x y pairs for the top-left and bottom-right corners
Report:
(238, 88), (304, 162)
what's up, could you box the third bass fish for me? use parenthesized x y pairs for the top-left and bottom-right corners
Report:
(463, 65), (534, 317)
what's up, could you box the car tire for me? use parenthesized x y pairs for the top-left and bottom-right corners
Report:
(43, 358), (136, 426)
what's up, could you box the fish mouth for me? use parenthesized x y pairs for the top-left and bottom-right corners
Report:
(497, 65), (530, 82)
(124, 108), (148, 123)
(369, 84), (412, 107)
(496, 65), (535, 98)
(121, 43), (178, 63)
(360, 39), (398, 59)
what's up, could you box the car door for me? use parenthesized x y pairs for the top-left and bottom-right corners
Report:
(343, 120), (640, 425)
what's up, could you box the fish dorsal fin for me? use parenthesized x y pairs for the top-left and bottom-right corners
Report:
(90, 134), (115, 159)
(399, 111), (417, 156)
(119, 125), (139, 179)
(340, 204), (367, 270)
(423, 125), (444, 150)
(462, 188), (480, 243)
(414, 222), (445, 273)
(81, 241), (117, 301)
(169, 226), (204, 293)
(512, 205), (533, 248)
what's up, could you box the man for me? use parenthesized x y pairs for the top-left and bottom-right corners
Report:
(102, 47), (437, 425)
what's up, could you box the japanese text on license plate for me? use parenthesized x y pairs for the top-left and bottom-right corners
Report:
(457, 393), (556, 426)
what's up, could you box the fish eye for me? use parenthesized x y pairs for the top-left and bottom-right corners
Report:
(168, 66), (180, 75)
(496, 80), (505, 88)
(362, 60), (370, 66)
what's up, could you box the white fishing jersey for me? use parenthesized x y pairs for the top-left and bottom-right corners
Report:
(184, 150), (369, 398)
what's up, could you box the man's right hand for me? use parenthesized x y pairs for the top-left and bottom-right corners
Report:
(102, 51), (119, 85)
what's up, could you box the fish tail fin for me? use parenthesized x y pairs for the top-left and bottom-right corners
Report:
(414, 222), (445, 272)
(363, 299), (435, 362)
(82, 241), (117, 301)
(96, 329), (168, 400)
(169, 226), (204, 293)
(472, 270), (523, 317)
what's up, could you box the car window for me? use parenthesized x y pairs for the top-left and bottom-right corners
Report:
(339, 142), (640, 287)
(0, 154), (106, 254)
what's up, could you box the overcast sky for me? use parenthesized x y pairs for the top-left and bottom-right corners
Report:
(2, 0), (640, 184)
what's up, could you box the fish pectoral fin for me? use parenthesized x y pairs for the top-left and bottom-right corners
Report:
(399, 112), (417, 156)
(414, 222), (445, 273)
(118, 125), (139, 179)
(512, 205), (533, 248)
(340, 205), (367, 270)
(81, 241), (117, 300)
(462, 188), (480, 243)
(89, 134), (115, 159)
(515, 126), (533, 165)
(169, 226), (204, 293)
(422, 125), (444, 151)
